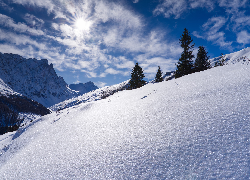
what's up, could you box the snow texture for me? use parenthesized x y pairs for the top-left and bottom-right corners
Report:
(0, 63), (249, 179)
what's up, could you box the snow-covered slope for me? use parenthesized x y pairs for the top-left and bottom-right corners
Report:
(0, 63), (250, 179)
(69, 81), (98, 95)
(0, 78), (17, 96)
(210, 47), (250, 65)
(50, 80), (129, 111)
(0, 53), (77, 107)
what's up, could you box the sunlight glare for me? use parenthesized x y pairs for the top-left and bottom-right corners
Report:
(75, 18), (92, 32)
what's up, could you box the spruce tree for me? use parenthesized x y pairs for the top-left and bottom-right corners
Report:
(175, 28), (195, 78)
(194, 46), (211, 72)
(129, 63), (146, 89)
(155, 66), (163, 82)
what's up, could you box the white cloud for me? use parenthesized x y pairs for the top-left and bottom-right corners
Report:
(153, 0), (216, 19)
(218, 0), (248, 12)
(95, 81), (106, 88)
(189, 0), (214, 10)
(0, 28), (46, 49)
(105, 68), (122, 75)
(153, 0), (187, 19)
(51, 23), (59, 30)
(237, 31), (250, 44)
(193, 17), (232, 48)
(24, 13), (44, 29)
(133, 0), (139, 3)
(202, 17), (227, 33)
(0, 0), (13, 11)
(12, 0), (55, 14)
(0, 14), (44, 36)
(78, 60), (91, 69)
(6, 0), (180, 81)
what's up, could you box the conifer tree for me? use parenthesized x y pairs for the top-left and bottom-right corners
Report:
(155, 66), (163, 82)
(194, 46), (211, 72)
(215, 53), (226, 67)
(175, 28), (195, 78)
(129, 63), (146, 89)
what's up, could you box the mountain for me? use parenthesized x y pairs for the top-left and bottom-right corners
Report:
(0, 77), (17, 96)
(51, 80), (129, 111)
(0, 53), (77, 107)
(210, 47), (250, 65)
(0, 62), (249, 179)
(69, 81), (98, 95)
(0, 77), (50, 135)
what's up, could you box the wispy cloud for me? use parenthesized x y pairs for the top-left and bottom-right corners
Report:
(0, 0), (13, 11)
(0, 28), (45, 49)
(237, 31), (250, 44)
(154, 0), (250, 51)
(0, 14), (44, 36)
(193, 17), (232, 48)
(153, 0), (187, 19)
(153, 0), (216, 19)
(133, 0), (140, 3)
(1, 0), (182, 81)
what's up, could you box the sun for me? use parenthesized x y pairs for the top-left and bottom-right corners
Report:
(74, 18), (92, 32)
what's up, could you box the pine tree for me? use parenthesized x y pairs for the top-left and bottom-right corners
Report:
(215, 53), (226, 67)
(175, 28), (195, 78)
(129, 63), (146, 89)
(194, 46), (211, 72)
(155, 66), (163, 82)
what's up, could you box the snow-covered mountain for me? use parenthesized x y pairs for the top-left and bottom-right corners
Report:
(210, 47), (250, 65)
(0, 61), (249, 179)
(0, 76), (51, 135)
(69, 81), (98, 95)
(0, 78), (18, 96)
(0, 53), (77, 107)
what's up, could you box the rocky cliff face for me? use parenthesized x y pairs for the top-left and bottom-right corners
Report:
(0, 53), (77, 107)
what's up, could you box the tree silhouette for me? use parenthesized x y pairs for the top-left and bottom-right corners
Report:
(194, 46), (211, 72)
(175, 28), (195, 78)
(129, 63), (146, 89)
(155, 66), (163, 82)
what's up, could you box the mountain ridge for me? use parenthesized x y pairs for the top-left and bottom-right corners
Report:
(0, 53), (97, 107)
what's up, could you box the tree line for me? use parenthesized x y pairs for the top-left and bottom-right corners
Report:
(128, 28), (222, 89)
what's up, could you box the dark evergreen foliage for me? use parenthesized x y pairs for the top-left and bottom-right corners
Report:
(194, 46), (211, 72)
(155, 66), (163, 82)
(0, 93), (51, 135)
(175, 28), (195, 78)
(215, 53), (226, 67)
(128, 63), (146, 89)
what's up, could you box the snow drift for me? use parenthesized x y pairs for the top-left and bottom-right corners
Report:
(0, 63), (249, 179)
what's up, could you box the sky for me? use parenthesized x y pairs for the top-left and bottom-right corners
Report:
(0, 0), (250, 87)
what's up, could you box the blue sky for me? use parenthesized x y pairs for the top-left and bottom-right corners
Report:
(0, 0), (250, 87)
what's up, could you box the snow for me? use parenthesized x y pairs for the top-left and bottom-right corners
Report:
(50, 80), (129, 111)
(210, 47), (250, 66)
(0, 63), (250, 179)
(0, 78), (18, 96)
(0, 53), (77, 107)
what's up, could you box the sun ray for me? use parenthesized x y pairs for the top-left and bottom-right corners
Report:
(74, 18), (92, 32)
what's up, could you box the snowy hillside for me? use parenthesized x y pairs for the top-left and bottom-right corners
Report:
(0, 63), (249, 179)
(50, 80), (129, 111)
(210, 47), (250, 65)
(0, 53), (77, 107)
